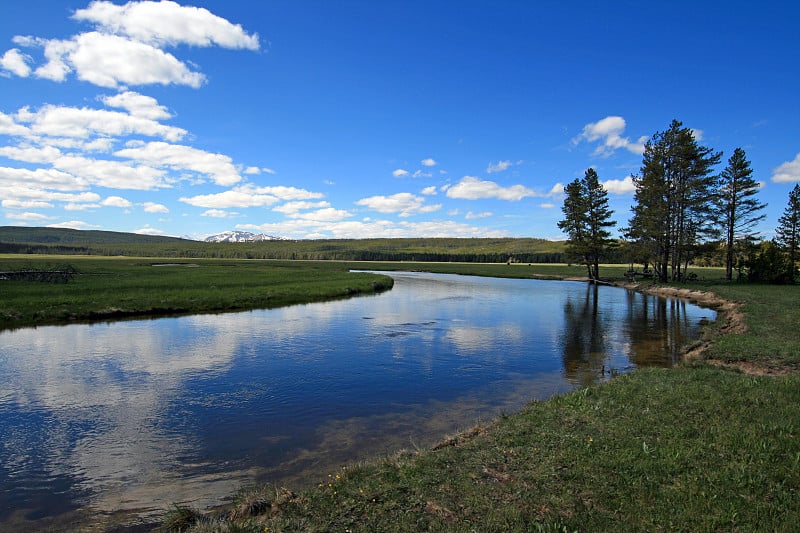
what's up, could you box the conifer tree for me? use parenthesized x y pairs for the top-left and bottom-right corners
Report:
(776, 183), (800, 282)
(627, 120), (721, 282)
(558, 168), (616, 281)
(717, 147), (766, 280)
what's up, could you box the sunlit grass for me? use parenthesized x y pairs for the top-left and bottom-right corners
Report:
(0, 257), (393, 329)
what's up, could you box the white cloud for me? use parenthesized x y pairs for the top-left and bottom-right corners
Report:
(18, 103), (187, 142)
(446, 176), (535, 201)
(143, 201), (169, 213)
(257, 185), (325, 201)
(573, 116), (647, 156)
(132, 224), (165, 235)
(72, 0), (260, 50)
(5, 211), (55, 221)
(540, 203), (556, 209)
(601, 175), (636, 194)
(101, 195), (132, 207)
(0, 166), (88, 191)
(355, 192), (440, 216)
(772, 153), (800, 183)
(179, 184), (323, 209)
(2, 199), (53, 209)
(548, 182), (564, 196)
(0, 111), (31, 136)
(486, 160), (512, 173)
(273, 201), (331, 215)
(411, 170), (432, 178)
(53, 154), (168, 190)
(291, 207), (352, 222)
(6, 1), (258, 89)
(244, 166), (261, 175)
(465, 211), (492, 219)
(421, 158), (437, 167)
(241, 218), (507, 240)
(201, 209), (236, 218)
(47, 220), (100, 230)
(421, 186), (437, 195)
(32, 32), (206, 88)
(0, 48), (32, 77)
(101, 91), (171, 120)
(180, 188), (278, 209)
(392, 168), (409, 177)
(114, 141), (241, 186)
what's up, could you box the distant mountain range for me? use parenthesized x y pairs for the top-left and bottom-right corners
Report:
(204, 230), (284, 243)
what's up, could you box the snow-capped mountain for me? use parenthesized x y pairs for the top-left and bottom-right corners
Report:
(204, 231), (283, 243)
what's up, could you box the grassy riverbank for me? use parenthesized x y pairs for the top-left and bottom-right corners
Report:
(156, 268), (799, 532)
(0, 256), (393, 330)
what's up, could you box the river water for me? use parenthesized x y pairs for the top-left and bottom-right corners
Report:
(0, 272), (715, 530)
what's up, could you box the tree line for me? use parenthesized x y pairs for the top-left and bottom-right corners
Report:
(559, 119), (799, 284)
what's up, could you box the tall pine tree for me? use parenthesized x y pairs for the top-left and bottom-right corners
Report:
(627, 120), (721, 282)
(717, 147), (766, 280)
(558, 168), (616, 281)
(776, 183), (800, 282)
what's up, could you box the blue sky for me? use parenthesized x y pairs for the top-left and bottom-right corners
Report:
(1, 0), (798, 240)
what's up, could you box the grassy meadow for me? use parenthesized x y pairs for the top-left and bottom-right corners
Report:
(0, 256), (393, 330)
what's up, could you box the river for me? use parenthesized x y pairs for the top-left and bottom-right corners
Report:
(0, 272), (715, 530)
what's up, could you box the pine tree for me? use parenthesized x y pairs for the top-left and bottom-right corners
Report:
(627, 120), (721, 282)
(558, 168), (616, 281)
(776, 183), (800, 282)
(717, 147), (766, 280)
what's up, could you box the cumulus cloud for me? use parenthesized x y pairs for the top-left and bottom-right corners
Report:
(0, 48), (32, 77)
(772, 153), (800, 183)
(47, 220), (100, 230)
(421, 186), (437, 195)
(114, 141), (241, 186)
(421, 158), (437, 167)
(241, 218), (508, 240)
(355, 192), (440, 216)
(465, 211), (492, 219)
(601, 175), (636, 194)
(446, 176), (535, 201)
(273, 201), (331, 215)
(179, 184), (323, 209)
(392, 168), (409, 177)
(4, 0), (259, 88)
(143, 201), (169, 213)
(101, 90), (171, 120)
(101, 195), (132, 207)
(16, 103), (187, 142)
(573, 116), (647, 156)
(72, 0), (260, 50)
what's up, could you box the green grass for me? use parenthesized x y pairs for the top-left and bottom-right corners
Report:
(0, 256), (393, 329)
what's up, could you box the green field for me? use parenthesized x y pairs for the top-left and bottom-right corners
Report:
(0, 256), (393, 330)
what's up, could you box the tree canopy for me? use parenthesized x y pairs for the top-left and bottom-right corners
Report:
(557, 168), (616, 281)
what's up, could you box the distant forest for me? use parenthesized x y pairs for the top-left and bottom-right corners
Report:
(0, 226), (575, 263)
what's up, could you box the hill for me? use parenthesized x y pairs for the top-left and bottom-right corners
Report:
(0, 226), (569, 263)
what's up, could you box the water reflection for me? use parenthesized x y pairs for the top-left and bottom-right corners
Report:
(0, 272), (715, 530)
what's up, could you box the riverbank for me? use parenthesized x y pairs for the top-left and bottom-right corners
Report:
(160, 273), (800, 532)
(0, 257), (394, 330)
